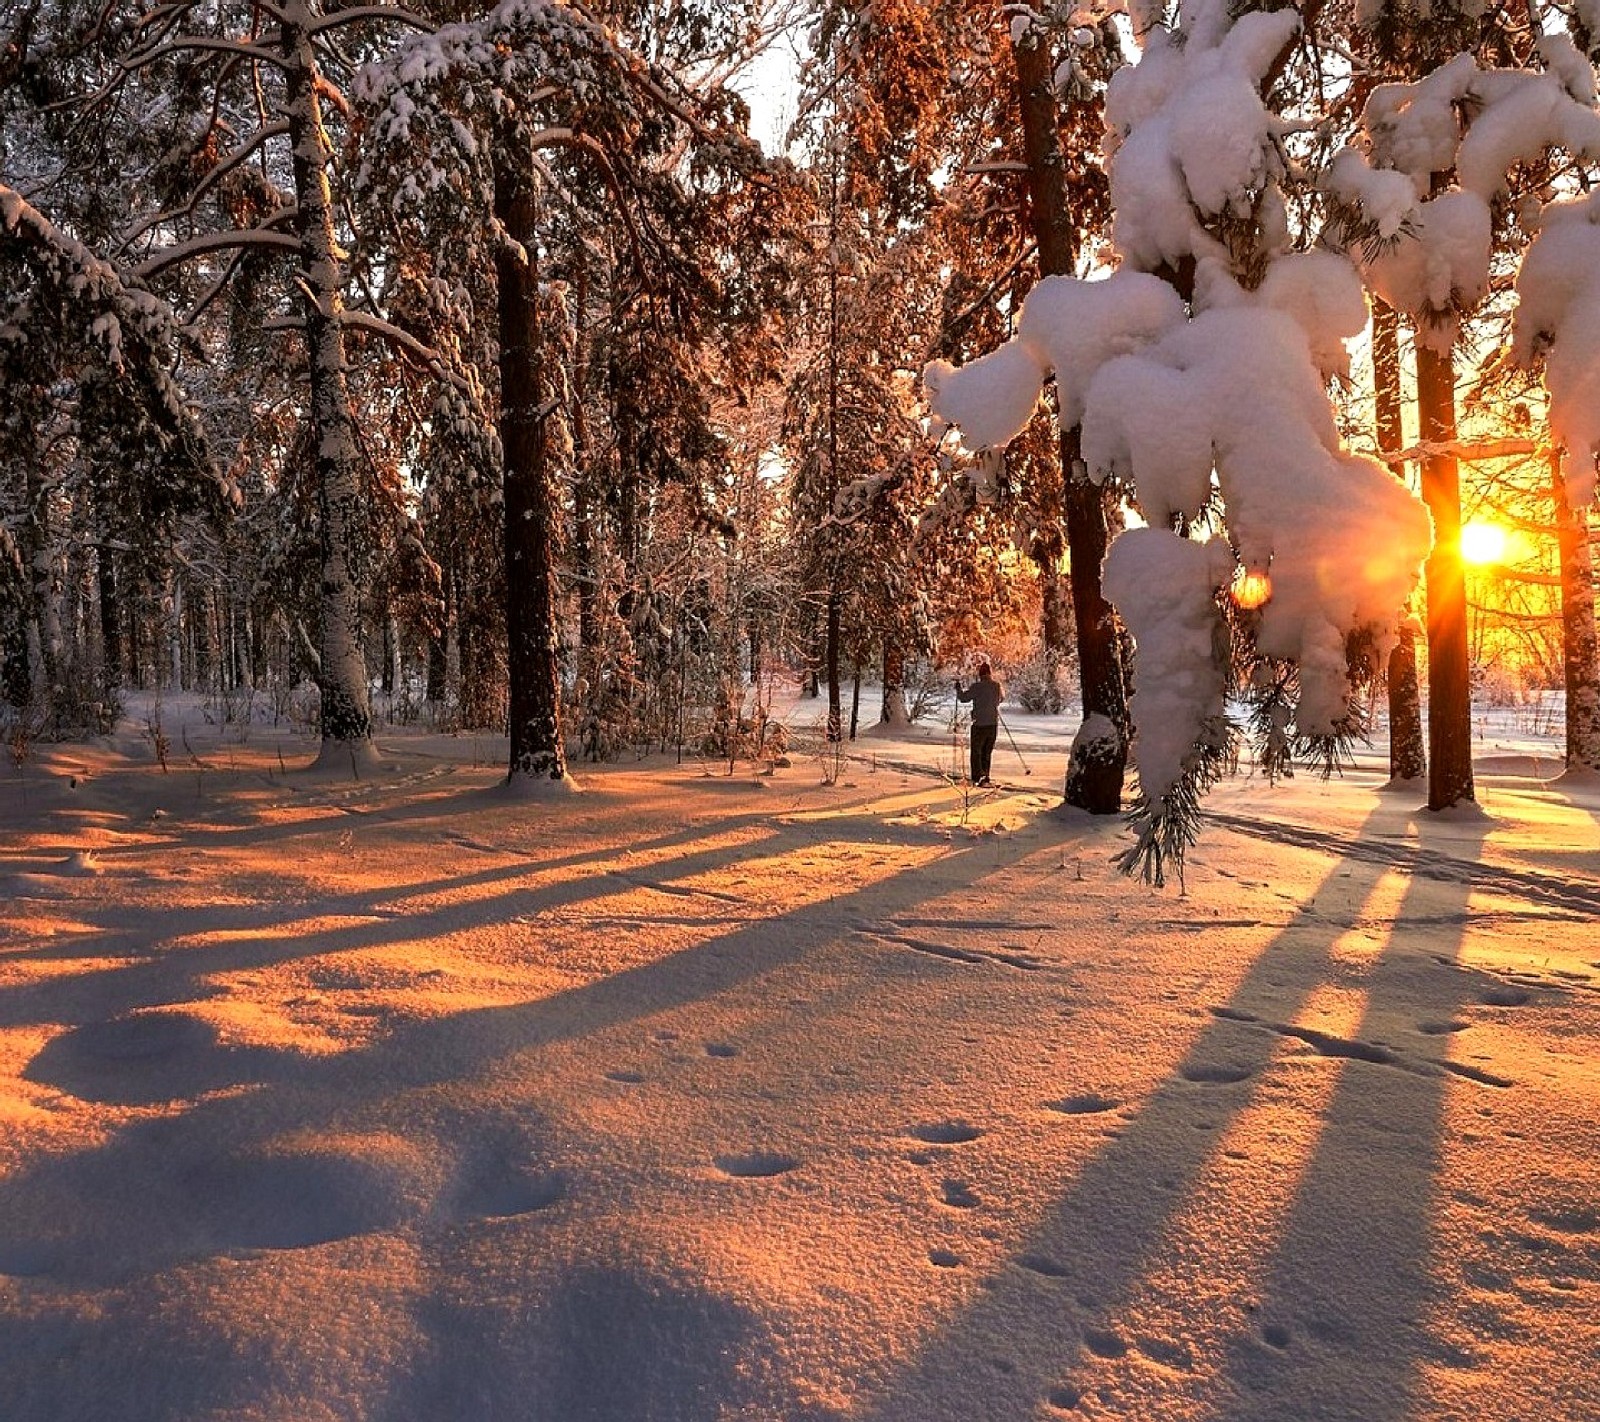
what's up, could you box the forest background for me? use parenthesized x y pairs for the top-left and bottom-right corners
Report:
(4, 0), (1600, 867)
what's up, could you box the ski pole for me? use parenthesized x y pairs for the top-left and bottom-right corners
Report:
(998, 712), (1030, 775)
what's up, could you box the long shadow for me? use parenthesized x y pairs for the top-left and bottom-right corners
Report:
(0, 786), (851, 1031)
(0, 799), (1080, 1289)
(854, 801), (1430, 1420)
(1205, 811), (1493, 1419)
(0, 800), (1124, 1422)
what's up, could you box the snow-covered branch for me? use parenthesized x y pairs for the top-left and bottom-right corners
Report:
(133, 224), (300, 280)
(122, 34), (289, 72)
(1381, 436), (1543, 466)
(307, 5), (434, 36)
(117, 123), (291, 254)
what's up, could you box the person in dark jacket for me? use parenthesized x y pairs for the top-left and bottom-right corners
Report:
(955, 661), (1003, 785)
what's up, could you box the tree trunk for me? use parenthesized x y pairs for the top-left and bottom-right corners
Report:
(1415, 341), (1475, 809)
(1552, 454), (1600, 771)
(97, 546), (121, 693)
(493, 147), (569, 786)
(282, 15), (373, 761)
(1035, 548), (1068, 715)
(825, 584), (843, 741)
(1372, 299), (1425, 781)
(880, 641), (910, 727)
(1011, 11), (1128, 812)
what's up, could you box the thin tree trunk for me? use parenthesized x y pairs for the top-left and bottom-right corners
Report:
(1373, 299), (1425, 781)
(1035, 548), (1067, 715)
(880, 641), (909, 727)
(1552, 454), (1600, 771)
(824, 133), (844, 744)
(571, 254), (599, 676)
(1011, 11), (1128, 812)
(97, 546), (120, 693)
(282, 12), (373, 761)
(493, 147), (568, 786)
(1415, 341), (1475, 809)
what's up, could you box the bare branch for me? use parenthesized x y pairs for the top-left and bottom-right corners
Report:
(118, 123), (291, 254)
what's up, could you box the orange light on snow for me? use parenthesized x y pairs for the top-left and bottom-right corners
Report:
(1459, 520), (1509, 567)
(1230, 566), (1273, 610)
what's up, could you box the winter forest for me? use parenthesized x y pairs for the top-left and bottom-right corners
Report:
(4, 0), (1600, 1419)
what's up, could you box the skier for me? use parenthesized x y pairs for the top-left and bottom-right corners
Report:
(955, 661), (1003, 786)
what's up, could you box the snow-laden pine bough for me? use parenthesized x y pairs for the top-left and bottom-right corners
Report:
(925, 1), (1437, 886)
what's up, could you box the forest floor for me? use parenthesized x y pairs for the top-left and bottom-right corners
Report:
(1, 687), (1597, 1422)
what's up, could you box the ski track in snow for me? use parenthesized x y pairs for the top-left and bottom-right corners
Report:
(1206, 808), (1600, 916)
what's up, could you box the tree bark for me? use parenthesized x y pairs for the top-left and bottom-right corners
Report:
(493, 147), (569, 785)
(1552, 454), (1600, 771)
(97, 546), (121, 692)
(1415, 342), (1475, 809)
(1010, 11), (1128, 812)
(1372, 300), (1425, 781)
(282, 13), (373, 759)
(880, 641), (910, 727)
(1034, 549), (1067, 715)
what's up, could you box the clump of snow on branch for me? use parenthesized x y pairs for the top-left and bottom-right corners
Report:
(1513, 197), (1600, 507)
(1327, 45), (1600, 351)
(922, 269), (1184, 451)
(1082, 280), (1430, 784)
(1101, 9), (1299, 271)
(926, 0), (1435, 876)
(1102, 528), (1235, 819)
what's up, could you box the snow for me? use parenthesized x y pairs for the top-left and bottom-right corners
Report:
(1511, 200), (1600, 506)
(1103, 10), (1298, 271)
(1103, 528), (1236, 805)
(1082, 303), (1432, 754)
(922, 270), (1184, 451)
(2, 690), (1597, 1420)
(1357, 190), (1491, 351)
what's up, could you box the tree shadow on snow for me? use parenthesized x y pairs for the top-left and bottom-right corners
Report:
(857, 799), (1495, 1421)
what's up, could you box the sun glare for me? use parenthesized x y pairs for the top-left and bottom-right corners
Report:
(1460, 520), (1508, 566)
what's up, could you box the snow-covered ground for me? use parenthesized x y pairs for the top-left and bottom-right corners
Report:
(2, 688), (1596, 1421)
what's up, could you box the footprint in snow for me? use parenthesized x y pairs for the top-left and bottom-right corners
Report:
(714, 1151), (799, 1179)
(460, 1169), (569, 1220)
(704, 1042), (739, 1059)
(928, 1248), (962, 1269)
(1046, 1093), (1119, 1116)
(940, 1179), (980, 1209)
(189, 1133), (437, 1249)
(1045, 1383), (1083, 1412)
(1082, 1326), (1128, 1359)
(1179, 1061), (1255, 1085)
(906, 1121), (982, 1145)
(605, 1070), (646, 1084)
(1482, 985), (1532, 1007)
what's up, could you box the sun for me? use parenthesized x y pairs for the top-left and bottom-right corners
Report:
(1460, 520), (1508, 567)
